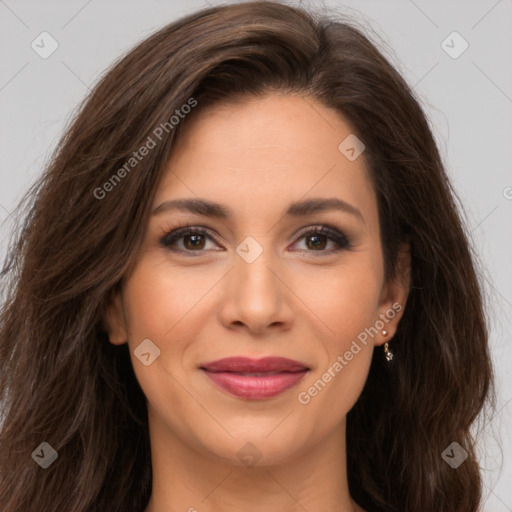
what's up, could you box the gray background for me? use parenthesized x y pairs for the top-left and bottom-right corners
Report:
(1, 1), (511, 509)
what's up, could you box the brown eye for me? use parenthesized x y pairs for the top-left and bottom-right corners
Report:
(160, 224), (350, 256)
(183, 234), (206, 250)
(293, 226), (351, 253)
(305, 234), (328, 250)
(160, 227), (220, 254)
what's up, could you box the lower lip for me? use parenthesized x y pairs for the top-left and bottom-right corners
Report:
(202, 370), (308, 399)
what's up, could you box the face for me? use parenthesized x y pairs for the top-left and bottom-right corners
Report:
(105, 93), (409, 467)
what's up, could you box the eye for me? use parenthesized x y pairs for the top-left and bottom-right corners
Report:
(291, 225), (351, 253)
(160, 225), (221, 254)
(160, 223), (351, 256)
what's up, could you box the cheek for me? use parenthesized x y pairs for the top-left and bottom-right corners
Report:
(292, 259), (380, 412)
(296, 342), (373, 436)
(120, 255), (227, 408)
(293, 290), (375, 442)
(122, 254), (221, 342)
(292, 255), (382, 340)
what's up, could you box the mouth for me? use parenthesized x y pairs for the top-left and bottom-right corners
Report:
(200, 356), (310, 400)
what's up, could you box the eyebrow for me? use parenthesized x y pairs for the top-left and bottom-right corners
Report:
(152, 197), (364, 222)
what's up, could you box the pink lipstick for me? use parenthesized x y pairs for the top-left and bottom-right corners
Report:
(200, 356), (309, 399)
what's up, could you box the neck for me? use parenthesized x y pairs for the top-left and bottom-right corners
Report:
(143, 410), (363, 512)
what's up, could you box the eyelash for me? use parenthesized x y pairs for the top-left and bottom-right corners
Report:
(159, 222), (351, 256)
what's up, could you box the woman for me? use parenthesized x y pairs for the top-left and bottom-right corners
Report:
(0, 2), (495, 511)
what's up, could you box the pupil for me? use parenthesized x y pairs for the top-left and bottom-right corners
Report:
(308, 235), (326, 250)
(185, 234), (204, 250)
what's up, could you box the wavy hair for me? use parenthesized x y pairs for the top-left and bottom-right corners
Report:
(0, 2), (495, 511)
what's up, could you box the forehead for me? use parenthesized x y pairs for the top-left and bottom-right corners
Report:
(154, 94), (377, 227)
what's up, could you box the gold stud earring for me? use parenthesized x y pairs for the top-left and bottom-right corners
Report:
(382, 330), (393, 362)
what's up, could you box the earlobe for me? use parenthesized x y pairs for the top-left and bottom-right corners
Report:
(376, 242), (411, 345)
(102, 290), (128, 346)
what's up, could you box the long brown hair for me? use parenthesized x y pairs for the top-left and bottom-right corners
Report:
(0, 2), (495, 511)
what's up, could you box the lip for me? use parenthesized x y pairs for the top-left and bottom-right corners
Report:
(200, 357), (310, 400)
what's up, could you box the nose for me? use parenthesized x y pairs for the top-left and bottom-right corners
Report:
(218, 244), (294, 336)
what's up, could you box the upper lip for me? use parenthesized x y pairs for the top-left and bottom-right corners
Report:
(200, 356), (309, 373)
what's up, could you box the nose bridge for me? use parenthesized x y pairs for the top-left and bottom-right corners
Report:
(220, 234), (290, 331)
(234, 235), (279, 303)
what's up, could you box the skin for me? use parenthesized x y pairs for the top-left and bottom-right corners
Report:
(104, 93), (410, 512)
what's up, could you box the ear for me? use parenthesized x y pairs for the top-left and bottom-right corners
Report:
(374, 242), (411, 346)
(102, 289), (128, 346)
